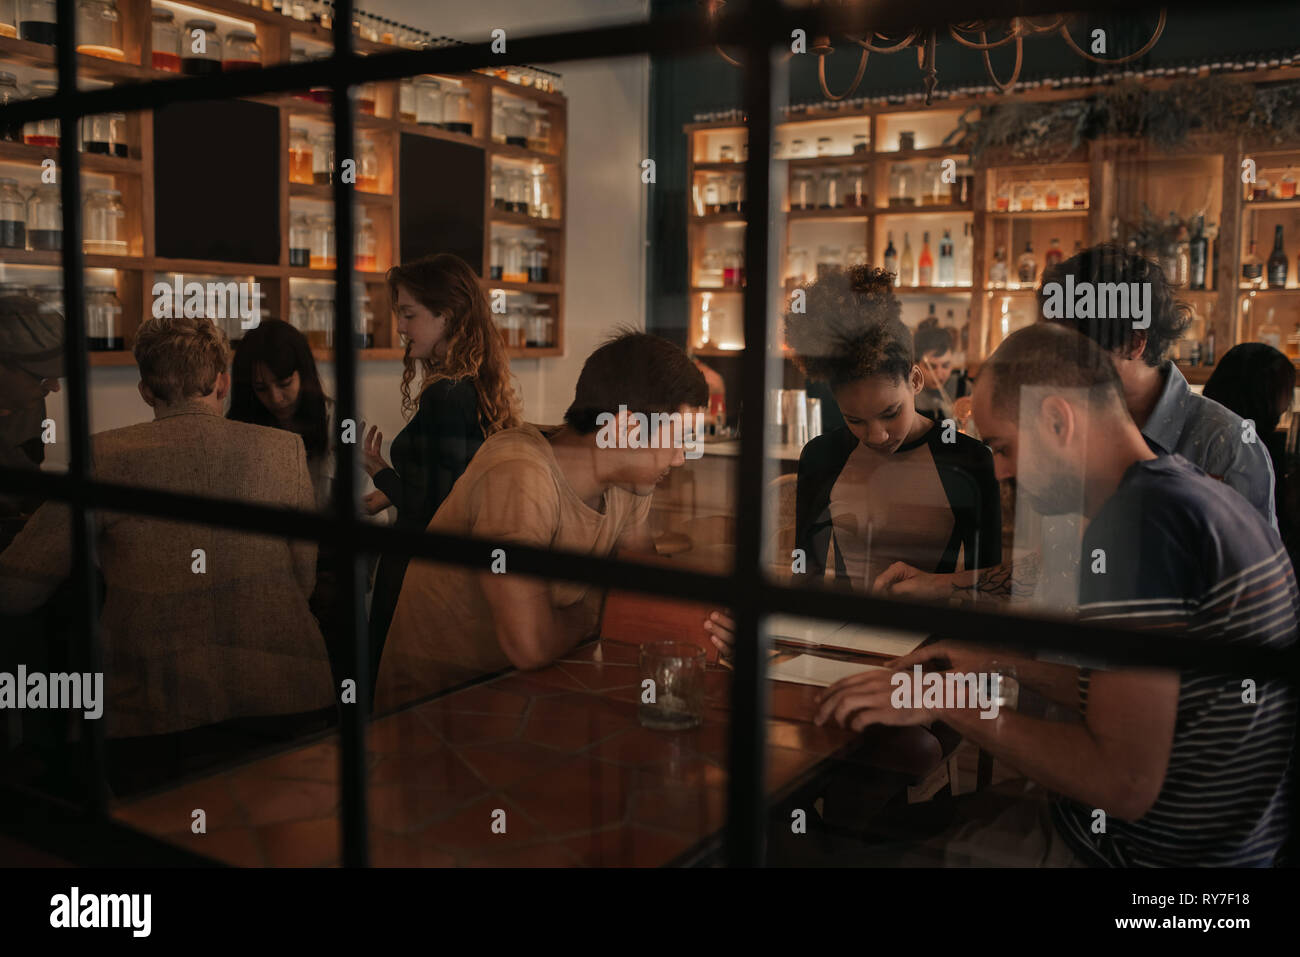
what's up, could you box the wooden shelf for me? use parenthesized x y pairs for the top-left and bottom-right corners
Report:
(0, 141), (143, 174)
(287, 267), (388, 282)
(0, 35), (151, 81)
(279, 99), (395, 129)
(787, 208), (871, 221)
(894, 285), (976, 295)
(986, 209), (1090, 219)
(490, 212), (563, 231)
(310, 348), (406, 362)
(692, 347), (746, 357)
(154, 258), (280, 276)
(689, 213), (746, 226)
(1243, 198), (1300, 210)
(506, 346), (563, 358)
(690, 286), (744, 295)
(483, 280), (561, 295)
(289, 182), (393, 205)
(479, 73), (566, 108)
(874, 204), (973, 216)
(1238, 286), (1300, 294)
(400, 124), (486, 148)
(785, 153), (874, 168)
(0, 249), (145, 269)
(489, 142), (561, 165)
(876, 146), (967, 161)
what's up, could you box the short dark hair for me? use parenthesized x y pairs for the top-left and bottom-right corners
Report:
(564, 329), (708, 434)
(984, 323), (1127, 424)
(228, 319), (330, 456)
(784, 264), (913, 388)
(1037, 243), (1192, 366)
(914, 315), (954, 358)
(1204, 342), (1297, 436)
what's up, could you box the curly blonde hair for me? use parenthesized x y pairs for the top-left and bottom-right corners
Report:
(133, 314), (231, 402)
(783, 264), (914, 388)
(389, 254), (522, 434)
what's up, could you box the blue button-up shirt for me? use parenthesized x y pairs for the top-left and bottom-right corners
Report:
(1142, 361), (1277, 529)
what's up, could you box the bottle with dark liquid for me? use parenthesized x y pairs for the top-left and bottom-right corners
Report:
(883, 232), (897, 281)
(181, 20), (222, 76)
(1017, 241), (1037, 286)
(1267, 224), (1289, 289)
(1242, 238), (1264, 288)
(1189, 215), (1208, 290)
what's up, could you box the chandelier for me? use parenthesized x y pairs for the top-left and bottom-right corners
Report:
(701, 2), (1167, 105)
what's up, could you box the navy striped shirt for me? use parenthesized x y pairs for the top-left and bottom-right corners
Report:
(1051, 455), (1297, 867)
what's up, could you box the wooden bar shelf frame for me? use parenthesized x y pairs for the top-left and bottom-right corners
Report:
(0, 0), (567, 364)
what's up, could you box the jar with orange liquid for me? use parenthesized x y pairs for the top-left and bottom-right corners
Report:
(76, 0), (123, 61)
(151, 9), (180, 72)
(356, 137), (379, 192)
(0, 0), (15, 38)
(288, 128), (314, 185)
(354, 216), (376, 271)
(357, 82), (378, 116)
(309, 215), (335, 269)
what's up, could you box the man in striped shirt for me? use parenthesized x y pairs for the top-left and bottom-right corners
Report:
(814, 324), (1296, 866)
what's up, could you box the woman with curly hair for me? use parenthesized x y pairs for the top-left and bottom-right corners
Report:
(363, 253), (522, 681)
(785, 265), (1001, 589)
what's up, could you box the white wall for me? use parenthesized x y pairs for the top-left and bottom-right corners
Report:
(44, 0), (650, 466)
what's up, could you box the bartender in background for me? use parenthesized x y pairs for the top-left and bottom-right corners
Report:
(912, 315), (966, 421)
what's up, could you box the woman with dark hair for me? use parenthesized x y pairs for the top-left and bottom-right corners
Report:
(363, 253), (522, 685)
(912, 315), (959, 420)
(228, 319), (333, 506)
(1204, 342), (1299, 570)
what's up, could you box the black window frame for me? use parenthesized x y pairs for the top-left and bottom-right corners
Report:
(0, 0), (1295, 868)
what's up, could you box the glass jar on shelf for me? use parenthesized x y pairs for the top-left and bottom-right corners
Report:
(702, 175), (723, 215)
(988, 246), (1008, 287)
(816, 136), (833, 157)
(898, 131), (915, 151)
(506, 168), (530, 214)
(889, 163), (915, 207)
(527, 303), (554, 348)
(81, 112), (127, 157)
(83, 188), (125, 254)
(0, 73), (20, 142)
(852, 133), (868, 154)
(181, 20), (222, 77)
(223, 29), (261, 70)
(723, 174), (744, 214)
(719, 144), (734, 163)
(790, 169), (815, 211)
(18, 0), (55, 44)
(0, 0), (14, 38)
(491, 166), (509, 211)
(414, 77), (442, 126)
(489, 236), (504, 279)
(288, 127), (313, 184)
(311, 131), (334, 185)
(26, 184), (60, 250)
(289, 212), (311, 267)
(76, 0), (122, 60)
(527, 106), (551, 152)
(789, 138), (806, 157)
(309, 214), (335, 269)
(491, 98), (507, 143)
(357, 82), (378, 116)
(22, 81), (59, 148)
(504, 104), (529, 148)
(1280, 166), (1297, 200)
(503, 238), (526, 282)
(289, 296), (309, 334)
(356, 294), (373, 348)
(151, 8), (180, 72)
(501, 305), (525, 348)
(842, 165), (868, 208)
(525, 239), (549, 282)
(1044, 181), (1061, 210)
(0, 178), (26, 249)
(441, 85), (473, 134)
(785, 247), (811, 291)
(399, 79), (417, 123)
(699, 248), (723, 288)
(86, 285), (123, 350)
(922, 161), (944, 205)
(356, 136), (380, 191)
(306, 297), (333, 348)
(1072, 178), (1087, 208)
(1016, 183), (1036, 211)
(528, 166), (554, 219)
(846, 244), (868, 266)
(816, 245), (842, 279)
(354, 215), (376, 270)
(816, 167), (840, 209)
(723, 247), (744, 288)
(33, 284), (62, 316)
(994, 182), (1010, 212)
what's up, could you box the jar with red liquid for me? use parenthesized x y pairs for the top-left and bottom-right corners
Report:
(356, 136), (379, 192)
(76, 0), (122, 62)
(22, 81), (59, 149)
(151, 9), (180, 72)
(288, 127), (313, 184)
(181, 20), (222, 77)
(354, 215), (376, 270)
(223, 30), (261, 71)
(722, 248), (743, 288)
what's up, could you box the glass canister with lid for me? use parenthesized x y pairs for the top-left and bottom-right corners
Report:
(817, 168), (841, 209)
(502, 238), (525, 283)
(528, 166), (554, 219)
(354, 215), (376, 270)
(500, 305), (525, 348)
(306, 296), (333, 348)
(83, 188), (125, 254)
(311, 131), (334, 185)
(22, 80), (59, 148)
(289, 296), (309, 334)
(503, 104), (529, 148)
(525, 105), (550, 152)
(86, 285), (123, 350)
(506, 168), (529, 215)
(81, 112), (127, 157)
(0, 178), (26, 249)
(414, 77), (442, 126)
(398, 79), (417, 123)
(489, 236), (504, 279)
(491, 166), (509, 211)
(151, 8), (180, 72)
(223, 29), (261, 70)
(19, 0), (56, 45)
(441, 85), (473, 134)
(355, 293), (373, 348)
(76, 0), (123, 61)
(33, 284), (62, 317)
(309, 214), (335, 269)
(0, 73), (20, 142)
(26, 183), (60, 250)
(288, 127), (313, 184)
(289, 212), (311, 267)
(181, 19), (222, 76)
(525, 302), (553, 347)
(523, 238), (549, 283)
(356, 136), (379, 192)
(790, 169), (815, 211)
(0, 0), (15, 38)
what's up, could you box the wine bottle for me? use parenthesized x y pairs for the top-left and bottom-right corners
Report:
(938, 229), (954, 285)
(1268, 224), (1289, 288)
(883, 232), (898, 281)
(1242, 238), (1264, 288)
(900, 233), (915, 287)
(1017, 241), (1037, 286)
(1044, 237), (1063, 271)
(989, 247), (1008, 288)
(1189, 215), (1208, 290)
(918, 231), (934, 286)
(957, 222), (974, 286)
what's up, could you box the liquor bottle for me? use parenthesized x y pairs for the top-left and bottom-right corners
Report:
(1189, 216), (1208, 290)
(1205, 324), (1217, 366)
(883, 232), (898, 281)
(1044, 237), (1063, 272)
(900, 233), (915, 287)
(918, 231), (934, 286)
(938, 229), (954, 285)
(1174, 224), (1191, 287)
(1242, 238), (1264, 288)
(1288, 321), (1300, 360)
(989, 247), (1008, 288)
(1267, 224), (1289, 288)
(1259, 308), (1282, 349)
(1017, 241), (1037, 286)
(957, 222), (974, 286)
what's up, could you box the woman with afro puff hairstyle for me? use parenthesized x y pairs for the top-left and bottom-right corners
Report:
(785, 264), (1001, 589)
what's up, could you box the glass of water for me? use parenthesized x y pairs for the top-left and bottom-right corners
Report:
(638, 641), (706, 731)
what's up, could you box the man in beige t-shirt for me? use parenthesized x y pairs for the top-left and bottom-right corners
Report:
(376, 332), (708, 710)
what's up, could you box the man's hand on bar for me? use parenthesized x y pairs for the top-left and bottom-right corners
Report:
(812, 668), (933, 731)
(704, 609), (734, 664)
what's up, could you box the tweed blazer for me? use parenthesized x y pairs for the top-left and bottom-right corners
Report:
(0, 404), (334, 737)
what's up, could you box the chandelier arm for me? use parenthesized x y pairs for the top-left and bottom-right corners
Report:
(817, 47), (870, 101)
(847, 30), (919, 54)
(714, 42), (743, 68)
(948, 25), (1020, 51)
(981, 30), (1024, 93)
(1019, 14), (1067, 35)
(1057, 9), (1167, 64)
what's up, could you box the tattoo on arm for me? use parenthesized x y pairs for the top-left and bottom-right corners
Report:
(953, 551), (1042, 601)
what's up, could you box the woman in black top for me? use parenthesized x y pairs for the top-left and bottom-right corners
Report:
(363, 254), (522, 685)
(786, 266), (1000, 588)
